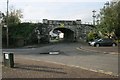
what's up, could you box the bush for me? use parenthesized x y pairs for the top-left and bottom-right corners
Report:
(87, 31), (100, 42)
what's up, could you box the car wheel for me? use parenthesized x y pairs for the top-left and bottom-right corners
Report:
(112, 43), (116, 47)
(96, 44), (100, 47)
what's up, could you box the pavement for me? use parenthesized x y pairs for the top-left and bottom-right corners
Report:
(2, 58), (117, 78)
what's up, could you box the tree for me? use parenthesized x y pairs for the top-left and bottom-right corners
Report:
(114, 1), (120, 39)
(97, 1), (120, 39)
(3, 6), (23, 25)
(2, 7), (23, 47)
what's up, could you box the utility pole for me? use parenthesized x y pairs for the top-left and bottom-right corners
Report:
(0, 11), (3, 48)
(6, 0), (9, 47)
(92, 10), (96, 26)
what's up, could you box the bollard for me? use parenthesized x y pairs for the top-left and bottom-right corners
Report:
(3, 52), (14, 68)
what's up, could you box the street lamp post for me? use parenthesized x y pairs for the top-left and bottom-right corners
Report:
(92, 10), (96, 26)
(104, 1), (110, 7)
(6, 0), (9, 47)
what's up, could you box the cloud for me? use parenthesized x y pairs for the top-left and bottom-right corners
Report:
(1, 0), (111, 23)
(22, 2), (103, 23)
(7, 0), (112, 2)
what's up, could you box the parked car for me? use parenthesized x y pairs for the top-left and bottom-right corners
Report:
(90, 38), (117, 47)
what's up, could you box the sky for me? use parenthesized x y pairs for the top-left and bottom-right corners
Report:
(0, 0), (113, 23)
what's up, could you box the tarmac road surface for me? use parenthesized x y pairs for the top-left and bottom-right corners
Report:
(3, 43), (118, 76)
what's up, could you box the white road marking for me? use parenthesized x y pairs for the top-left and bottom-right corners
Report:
(76, 47), (118, 55)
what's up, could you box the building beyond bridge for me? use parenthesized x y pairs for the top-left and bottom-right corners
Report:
(42, 19), (94, 42)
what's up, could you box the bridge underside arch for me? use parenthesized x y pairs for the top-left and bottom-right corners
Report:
(53, 28), (75, 42)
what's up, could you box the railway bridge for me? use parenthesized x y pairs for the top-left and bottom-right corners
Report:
(42, 19), (94, 42)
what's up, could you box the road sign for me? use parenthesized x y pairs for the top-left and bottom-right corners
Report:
(60, 23), (64, 28)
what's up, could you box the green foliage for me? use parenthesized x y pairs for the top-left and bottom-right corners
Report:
(9, 23), (36, 39)
(3, 7), (23, 25)
(87, 31), (100, 41)
(2, 6), (50, 46)
(87, 32), (94, 41)
(97, 1), (120, 39)
(114, 1), (120, 39)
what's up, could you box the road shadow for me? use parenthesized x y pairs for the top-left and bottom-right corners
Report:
(14, 63), (67, 74)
